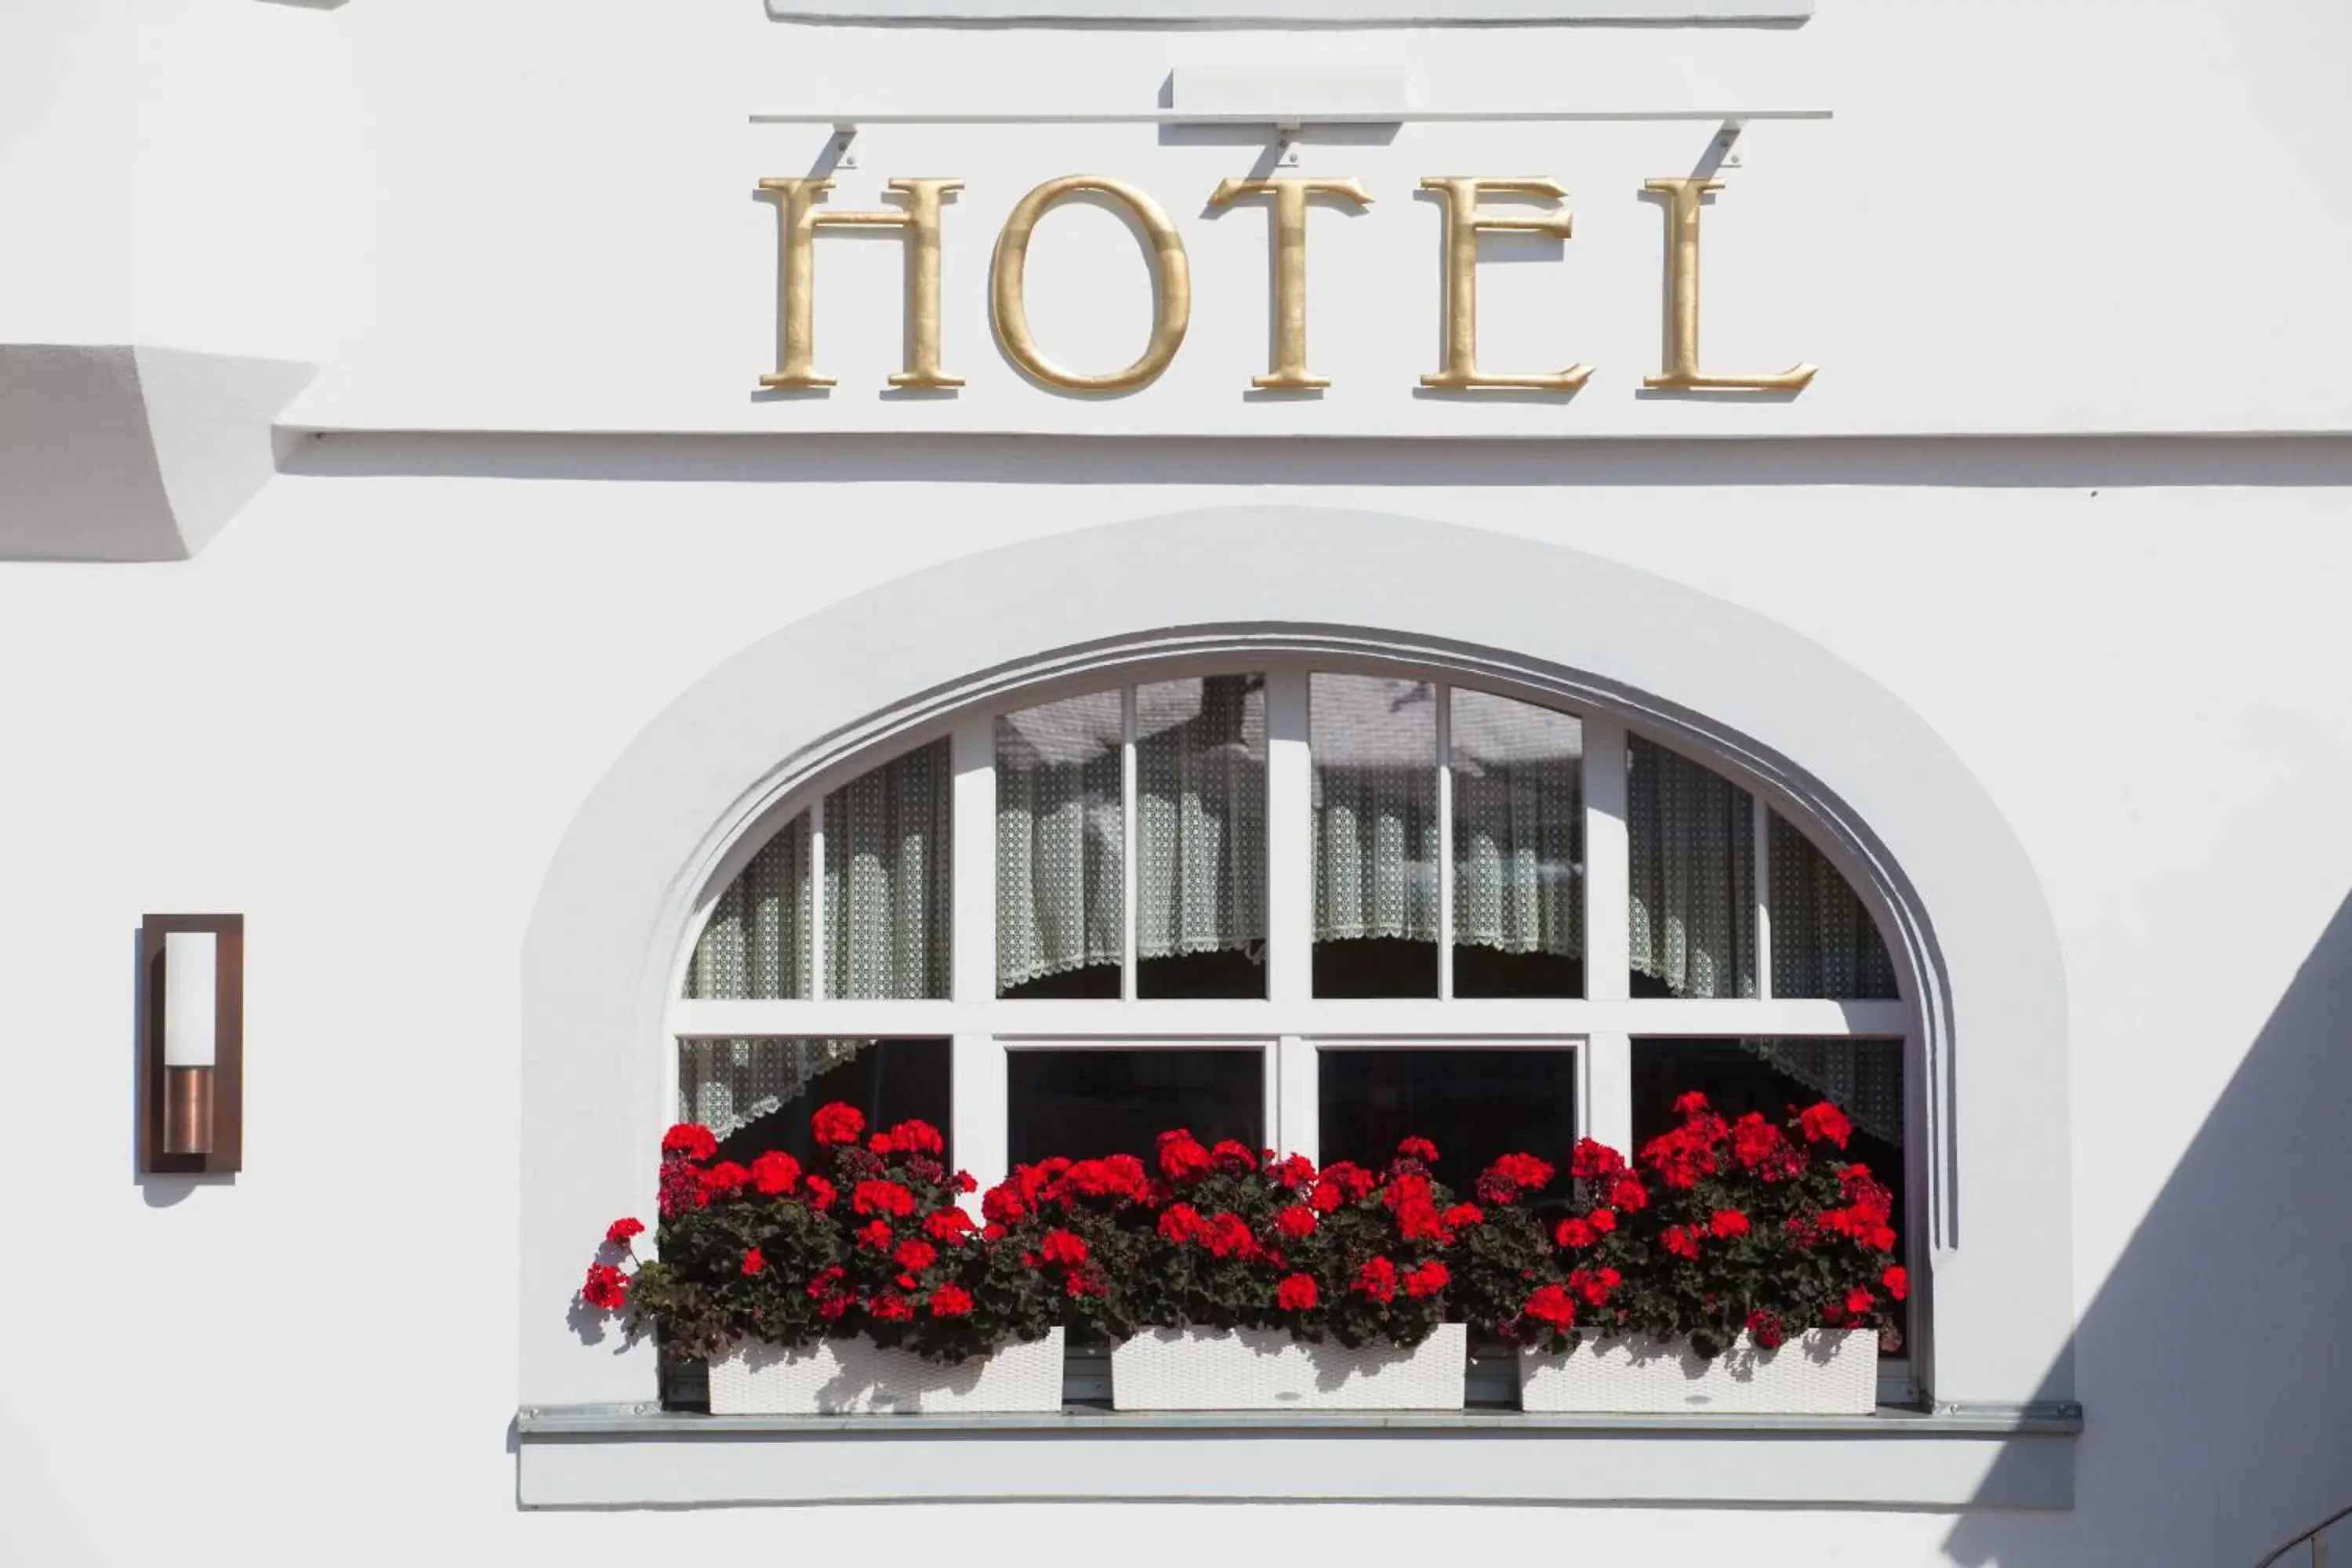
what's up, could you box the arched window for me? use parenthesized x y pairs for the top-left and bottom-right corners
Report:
(667, 656), (1916, 1399)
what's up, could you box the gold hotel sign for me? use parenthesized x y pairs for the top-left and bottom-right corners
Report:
(758, 172), (1814, 396)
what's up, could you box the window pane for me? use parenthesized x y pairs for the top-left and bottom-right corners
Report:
(825, 739), (952, 999)
(1627, 737), (1755, 998)
(1319, 1048), (1578, 1202)
(997, 691), (1125, 998)
(1312, 673), (1439, 996)
(1137, 674), (1267, 998)
(1769, 814), (1900, 1000)
(681, 1036), (953, 1166)
(1007, 1048), (1264, 1166)
(1632, 1036), (1907, 1290)
(1451, 688), (1584, 997)
(684, 815), (812, 1000)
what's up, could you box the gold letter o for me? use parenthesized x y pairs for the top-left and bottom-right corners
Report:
(989, 175), (1192, 393)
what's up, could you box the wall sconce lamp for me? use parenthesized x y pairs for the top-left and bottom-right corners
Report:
(140, 914), (244, 1174)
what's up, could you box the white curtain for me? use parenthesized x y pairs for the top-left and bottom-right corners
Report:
(1740, 1037), (1904, 1147)
(996, 693), (1125, 988)
(1627, 736), (1756, 998)
(1768, 815), (1900, 1000)
(1450, 687), (1583, 960)
(1136, 675), (1267, 965)
(684, 815), (811, 1000)
(1312, 674), (1440, 943)
(826, 739), (952, 1000)
(678, 1037), (871, 1141)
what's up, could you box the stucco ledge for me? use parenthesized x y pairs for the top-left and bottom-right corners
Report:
(514, 1403), (2079, 1510)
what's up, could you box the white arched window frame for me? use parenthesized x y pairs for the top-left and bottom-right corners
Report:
(663, 648), (1923, 1384)
(518, 510), (2076, 1510)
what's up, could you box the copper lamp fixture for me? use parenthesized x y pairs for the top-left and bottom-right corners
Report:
(140, 914), (243, 1174)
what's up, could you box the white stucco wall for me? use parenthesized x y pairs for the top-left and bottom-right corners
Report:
(3, 0), (2350, 1563)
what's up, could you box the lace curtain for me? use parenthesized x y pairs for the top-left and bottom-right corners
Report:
(1312, 674), (1439, 943)
(1450, 687), (1584, 960)
(826, 739), (951, 1000)
(1740, 1037), (1904, 1147)
(684, 815), (811, 1000)
(1628, 736), (1757, 998)
(993, 677), (1269, 989)
(1136, 675), (1267, 965)
(678, 1037), (871, 1140)
(1769, 815), (1900, 999)
(996, 693), (1125, 988)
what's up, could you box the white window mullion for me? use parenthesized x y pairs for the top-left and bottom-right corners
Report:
(950, 713), (996, 1004)
(1121, 685), (1139, 1000)
(1582, 717), (1632, 1153)
(950, 1032), (1008, 1210)
(1436, 681), (1454, 1000)
(1582, 717), (1630, 1002)
(1265, 666), (1313, 1004)
(1754, 793), (1774, 1002)
(808, 794), (829, 1002)
(1276, 1034), (1317, 1165)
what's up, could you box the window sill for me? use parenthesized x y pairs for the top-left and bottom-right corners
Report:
(515, 1401), (2079, 1510)
(764, 0), (1812, 22)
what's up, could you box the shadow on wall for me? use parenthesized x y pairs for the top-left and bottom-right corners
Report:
(1947, 891), (2352, 1567)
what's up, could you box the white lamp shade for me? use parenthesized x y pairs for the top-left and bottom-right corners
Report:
(164, 931), (218, 1068)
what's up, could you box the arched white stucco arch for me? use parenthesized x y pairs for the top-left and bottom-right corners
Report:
(520, 506), (2071, 1417)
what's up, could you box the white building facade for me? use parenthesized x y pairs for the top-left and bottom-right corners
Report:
(4, 1), (2350, 1563)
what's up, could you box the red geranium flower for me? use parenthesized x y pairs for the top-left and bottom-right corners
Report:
(1442, 1203), (1484, 1229)
(700, 1161), (751, 1195)
(869, 1293), (914, 1322)
(604, 1217), (644, 1246)
(929, 1284), (974, 1318)
(1040, 1229), (1089, 1268)
(1275, 1205), (1318, 1240)
(1307, 1179), (1346, 1214)
(740, 1247), (766, 1276)
(748, 1150), (800, 1196)
(802, 1174), (837, 1210)
(1404, 1260), (1450, 1299)
(1324, 1162), (1377, 1201)
(852, 1179), (916, 1218)
(1210, 1138), (1258, 1174)
(1882, 1265), (1909, 1301)
(1158, 1203), (1205, 1243)
(1475, 1152), (1555, 1203)
(1844, 1286), (1876, 1316)
(856, 1219), (894, 1250)
(1523, 1283), (1576, 1329)
(1201, 1211), (1257, 1259)
(894, 1239), (938, 1273)
(661, 1123), (718, 1162)
(1663, 1225), (1701, 1260)
(582, 1262), (629, 1311)
(1271, 1154), (1317, 1189)
(1673, 1090), (1712, 1117)
(1609, 1174), (1649, 1212)
(1569, 1138), (1627, 1180)
(1555, 1217), (1597, 1249)
(811, 1102), (866, 1147)
(1710, 1208), (1751, 1240)
(1800, 1102), (1853, 1149)
(1156, 1129), (1214, 1182)
(1277, 1273), (1319, 1312)
(1354, 1255), (1400, 1304)
(1396, 1136), (1440, 1163)
(1746, 1309), (1788, 1349)
(887, 1119), (945, 1157)
(925, 1209), (975, 1243)
(1587, 1206), (1617, 1233)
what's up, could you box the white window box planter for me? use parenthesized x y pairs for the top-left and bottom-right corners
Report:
(1112, 1323), (1467, 1410)
(1519, 1328), (1875, 1415)
(708, 1329), (1066, 1414)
